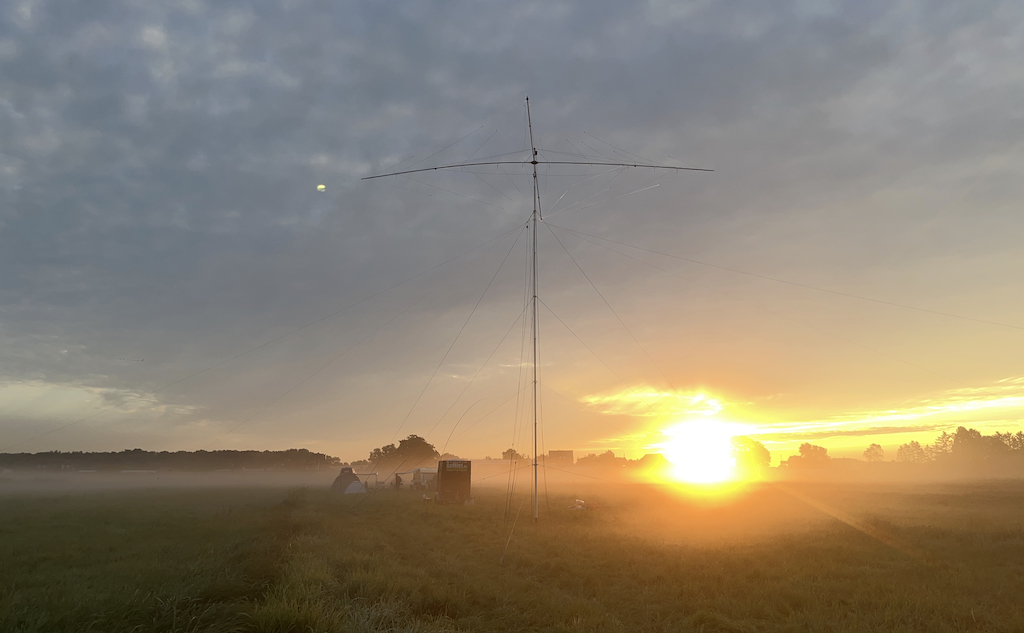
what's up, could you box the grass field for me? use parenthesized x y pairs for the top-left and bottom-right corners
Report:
(3, 479), (1024, 632)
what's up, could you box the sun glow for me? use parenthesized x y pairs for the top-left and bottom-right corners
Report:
(658, 420), (748, 484)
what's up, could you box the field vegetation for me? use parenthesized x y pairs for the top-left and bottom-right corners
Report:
(3, 479), (1024, 632)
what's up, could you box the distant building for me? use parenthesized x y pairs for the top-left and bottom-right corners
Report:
(546, 450), (574, 466)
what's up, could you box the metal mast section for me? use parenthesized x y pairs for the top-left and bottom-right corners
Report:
(526, 96), (540, 522)
(362, 97), (712, 520)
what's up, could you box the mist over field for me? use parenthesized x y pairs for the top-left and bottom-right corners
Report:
(4, 426), (1024, 631)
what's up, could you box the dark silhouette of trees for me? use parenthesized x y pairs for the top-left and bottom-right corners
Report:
(781, 443), (829, 469)
(891, 427), (1024, 473)
(952, 426), (1007, 463)
(365, 444), (396, 465)
(863, 444), (884, 462)
(800, 443), (829, 462)
(0, 448), (340, 471)
(502, 448), (527, 461)
(576, 450), (628, 468)
(994, 431), (1024, 451)
(896, 441), (927, 464)
(925, 431), (954, 461)
(362, 435), (439, 470)
(732, 436), (770, 470)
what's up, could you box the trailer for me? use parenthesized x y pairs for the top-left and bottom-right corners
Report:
(435, 460), (472, 505)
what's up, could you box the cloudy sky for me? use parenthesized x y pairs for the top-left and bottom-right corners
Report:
(2, 0), (1023, 463)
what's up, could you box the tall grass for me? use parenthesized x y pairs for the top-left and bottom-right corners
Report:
(3, 481), (1024, 632)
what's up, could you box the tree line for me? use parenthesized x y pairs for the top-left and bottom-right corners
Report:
(349, 435), (775, 474)
(781, 426), (1024, 472)
(13, 428), (1013, 475)
(558, 436), (772, 473)
(892, 427), (1024, 465)
(0, 448), (341, 471)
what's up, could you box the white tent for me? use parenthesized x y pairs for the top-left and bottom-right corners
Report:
(331, 467), (366, 494)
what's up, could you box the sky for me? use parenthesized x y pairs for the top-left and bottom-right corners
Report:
(2, 0), (1024, 464)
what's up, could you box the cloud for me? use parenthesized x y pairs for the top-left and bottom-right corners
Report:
(0, 378), (200, 451)
(0, 379), (197, 419)
(2, 0), (1023, 457)
(582, 388), (724, 418)
(751, 377), (1024, 443)
(822, 377), (1024, 425)
(753, 423), (950, 443)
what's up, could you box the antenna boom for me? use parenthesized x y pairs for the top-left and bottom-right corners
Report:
(539, 161), (712, 172)
(362, 160), (712, 181)
(362, 160), (531, 180)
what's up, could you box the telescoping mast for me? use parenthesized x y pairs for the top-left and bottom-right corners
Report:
(363, 97), (712, 521)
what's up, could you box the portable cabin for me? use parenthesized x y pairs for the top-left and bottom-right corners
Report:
(411, 467), (437, 490)
(547, 450), (574, 466)
(356, 472), (378, 490)
(391, 467), (437, 490)
(435, 459), (472, 504)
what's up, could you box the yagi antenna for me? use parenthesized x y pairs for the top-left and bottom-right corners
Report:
(363, 96), (712, 521)
(362, 160), (713, 180)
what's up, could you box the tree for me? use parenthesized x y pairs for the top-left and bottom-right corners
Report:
(368, 443), (397, 464)
(575, 450), (627, 468)
(863, 444), (885, 462)
(366, 435), (439, 468)
(502, 448), (527, 461)
(395, 435), (440, 464)
(799, 443), (829, 463)
(732, 436), (770, 469)
(952, 426), (1007, 463)
(994, 431), (1024, 451)
(896, 441), (927, 464)
(925, 431), (954, 461)
(780, 443), (830, 469)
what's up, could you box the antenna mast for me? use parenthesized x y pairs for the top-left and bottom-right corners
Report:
(363, 98), (711, 520)
(526, 96), (541, 522)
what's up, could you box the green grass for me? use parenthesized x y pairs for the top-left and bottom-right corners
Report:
(3, 481), (1024, 632)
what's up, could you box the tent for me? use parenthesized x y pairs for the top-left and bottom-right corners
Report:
(330, 467), (366, 494)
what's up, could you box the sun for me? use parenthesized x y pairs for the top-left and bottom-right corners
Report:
(658, 420), (744, 484)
